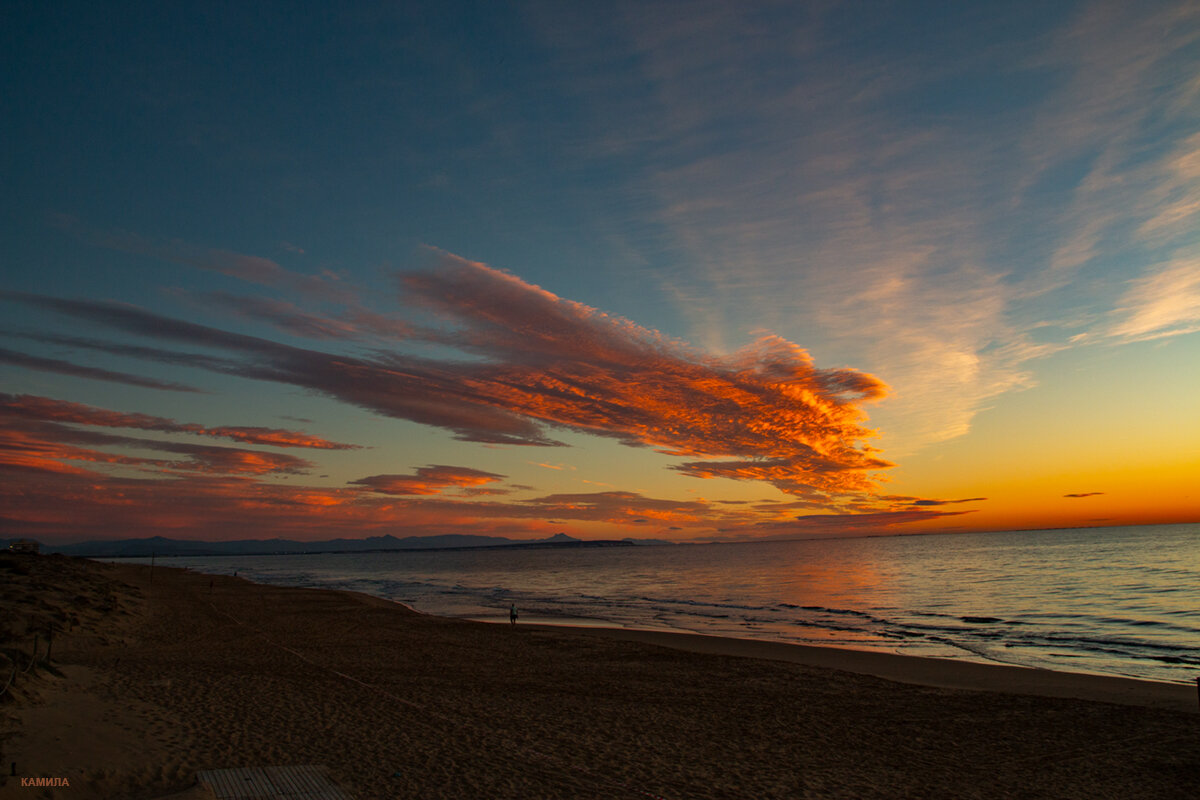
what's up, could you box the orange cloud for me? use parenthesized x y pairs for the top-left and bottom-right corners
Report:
(0, 400), (319, 478)
(0, 399), (951, 542)
(3, 251), (891, 500)
(0, 394), (360, 450)
(522, 491), (711, 524)
(0, 423), (315, 477)
(350, 465), (506, 495)
(719, 508), (977, 540)
(0, 462), (729, 543)
(0, 427), (159, 475)
(0, 471), (364, 541)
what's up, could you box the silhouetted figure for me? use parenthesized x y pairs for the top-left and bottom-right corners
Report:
(509, 603), (518, 626)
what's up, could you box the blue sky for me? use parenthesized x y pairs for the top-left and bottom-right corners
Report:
(2, 1), (1198, 542)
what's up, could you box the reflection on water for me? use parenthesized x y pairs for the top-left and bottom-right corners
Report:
(155, 523), (1200, 684)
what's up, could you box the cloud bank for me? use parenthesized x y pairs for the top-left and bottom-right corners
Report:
(0, 385), (972, 544)
(3, 251), (891, 500)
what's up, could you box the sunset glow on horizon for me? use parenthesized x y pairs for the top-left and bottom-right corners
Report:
(3, 1), (1198, 544)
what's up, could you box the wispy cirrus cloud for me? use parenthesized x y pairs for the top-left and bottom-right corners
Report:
(0, 346), (203, 392)
(2, 251), (891, 500)
(185, 292), (367, 340)
(1107, 257), (1200, 342)
(53, 217), (417, 342)
(1135, 132), (1200, 243)
(50, 215), (356, 303)
(532, 1), (1200, 456)
(3, 328), (260, 374)
(1035, 4), (1200, 235)
(180, 290), (416, 342)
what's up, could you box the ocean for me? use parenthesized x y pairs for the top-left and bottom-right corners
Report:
(148, 523), (1200, 685)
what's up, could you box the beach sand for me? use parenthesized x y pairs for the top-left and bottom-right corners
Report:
(2, 553), (1198, 799)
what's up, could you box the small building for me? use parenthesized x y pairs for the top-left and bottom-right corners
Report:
(8, 539), (40, 554)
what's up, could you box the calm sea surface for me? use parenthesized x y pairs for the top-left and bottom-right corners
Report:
(150, 524), (1200, 684)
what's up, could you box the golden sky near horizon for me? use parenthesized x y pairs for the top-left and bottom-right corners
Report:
(3, 1), (1199, 543)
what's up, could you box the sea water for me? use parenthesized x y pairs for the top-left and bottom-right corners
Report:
(151, 524), (1200, 684)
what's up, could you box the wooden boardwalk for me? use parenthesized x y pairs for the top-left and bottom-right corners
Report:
(196, 765), (354, 799)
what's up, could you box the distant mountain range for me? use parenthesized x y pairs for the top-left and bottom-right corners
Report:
(3, 532), (676, 558)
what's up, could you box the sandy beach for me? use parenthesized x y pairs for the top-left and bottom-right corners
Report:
(2, 553), (1198, 799)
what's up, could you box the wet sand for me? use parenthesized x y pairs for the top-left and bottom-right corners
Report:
(524, 625), (1197, 713)
(2, 553), (1198, 799)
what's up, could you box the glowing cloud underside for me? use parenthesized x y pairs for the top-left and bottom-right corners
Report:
(0, 394), (361, 450)
(3, 254), (891, 499)
(350, 465), (507, 496)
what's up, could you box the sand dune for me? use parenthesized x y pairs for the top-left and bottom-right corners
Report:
(2, 553), (1198, 799)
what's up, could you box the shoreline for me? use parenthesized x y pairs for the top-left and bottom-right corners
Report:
(6, 558), (1200, 799)
(297, 583), (1200, 712)
(137, 541), (1200, 689)
(214, 570), (1200, 712)
(196, 569), (1200, 717)
(523, 623), (1198, 713)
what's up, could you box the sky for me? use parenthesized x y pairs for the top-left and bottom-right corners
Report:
(2, 1), (1198, 545)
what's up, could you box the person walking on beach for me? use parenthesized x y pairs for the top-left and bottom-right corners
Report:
(509, 603), (518, 626)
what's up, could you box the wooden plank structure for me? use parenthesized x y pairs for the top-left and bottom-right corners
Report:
(196, 765), (354, 800)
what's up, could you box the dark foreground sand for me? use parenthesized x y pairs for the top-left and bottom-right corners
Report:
(2, 553), (1198, 800)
